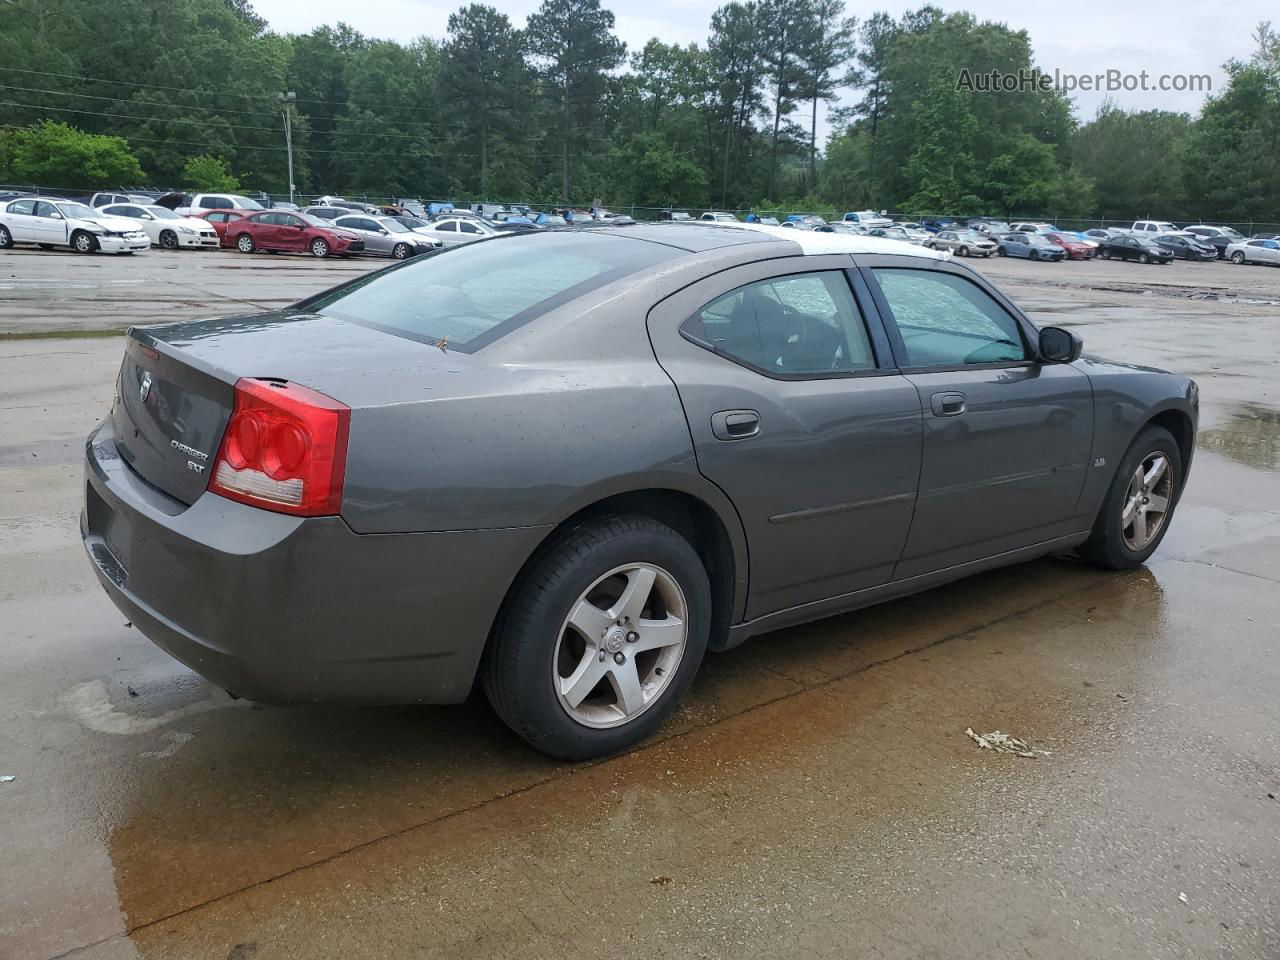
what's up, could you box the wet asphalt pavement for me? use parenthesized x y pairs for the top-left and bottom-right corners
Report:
(1, 248), (1279, 959)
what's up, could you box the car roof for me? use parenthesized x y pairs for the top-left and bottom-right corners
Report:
(636, 222), (946, 258)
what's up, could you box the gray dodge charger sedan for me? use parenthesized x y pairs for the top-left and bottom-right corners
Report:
(82, 224), (1198, 759)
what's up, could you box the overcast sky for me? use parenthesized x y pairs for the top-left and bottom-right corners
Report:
(254, 0), (1271, 135)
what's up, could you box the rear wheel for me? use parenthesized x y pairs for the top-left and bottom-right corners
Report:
(159, 229), (178, 249)
(483, 515), (711, 760)
(0, 225), (11, 249)
(72, 231), (97, 254)
(392, 242), (411, 260)
(1079, 425), (1181, 570)
(1231, 251), (1245, 264)
(235, 233), (255, 253)
(310, 237), (330, 258)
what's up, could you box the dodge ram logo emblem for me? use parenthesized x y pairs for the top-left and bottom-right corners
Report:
(139, 371), (153, 403)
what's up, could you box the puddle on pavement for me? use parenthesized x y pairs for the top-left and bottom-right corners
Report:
(1198, 402), (1280, 469)
(100, 559), (1139, 935)
(119, 571), (1184, 959)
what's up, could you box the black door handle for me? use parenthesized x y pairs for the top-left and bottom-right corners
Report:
(930, 392), (966, 417)
(711, 409), (760, 441)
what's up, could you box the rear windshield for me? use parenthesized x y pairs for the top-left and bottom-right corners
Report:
(302, 232), (678, 351)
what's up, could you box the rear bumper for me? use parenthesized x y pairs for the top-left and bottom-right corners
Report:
(82, 419), (549, 704)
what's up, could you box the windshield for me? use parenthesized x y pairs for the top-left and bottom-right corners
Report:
(303, 233), (678, 352)
(382, 219), (410, 233)
(396, 216), (428, 228)
(1222, 227), (1243, 239)
(55, 202), (96, 219)
(230, 196), (264, 210)
(147, 207), (182, 220)
(299, 214), (332, 228)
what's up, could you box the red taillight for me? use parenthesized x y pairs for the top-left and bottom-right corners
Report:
(209, 378), (350, 516)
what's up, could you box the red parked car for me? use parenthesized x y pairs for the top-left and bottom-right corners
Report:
(194, 209), (250, 248)
(1045, 232), (1096, 260)
(228, 211), (364, 258)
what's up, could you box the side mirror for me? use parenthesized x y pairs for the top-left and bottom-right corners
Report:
(142, 214), (153, 220)
(1039, 326), (1083, 363)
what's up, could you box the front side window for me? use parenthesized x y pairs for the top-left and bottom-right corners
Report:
(34, 201), (61, 218)
(683, 271), (876, 377)
(461, 222), (482, 234)
(872, 269), (1029, 368)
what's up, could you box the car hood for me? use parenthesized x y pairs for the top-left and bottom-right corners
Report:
(77, 215), (144, 231)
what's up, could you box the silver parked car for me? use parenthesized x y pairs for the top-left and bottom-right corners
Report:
(332, 215), (441, 258)
(83, 225), (1197, 760)
(1225, 238), (1280, 266)
(927, 229), (998, 258)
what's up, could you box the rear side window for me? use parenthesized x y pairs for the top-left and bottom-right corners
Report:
(684, 272), (875, 377)
(8, 199), (34, 215)
(872, 269), (1028, 368)
(304, 233), (677, 352)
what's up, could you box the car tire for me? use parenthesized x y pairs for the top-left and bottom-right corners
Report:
(1079, 425), (1182, 571)
(159, 230), (178, 249)
(0, 225), (11, 249)
(235, 233), (255, 253)
(996, 246), (1006, 257)
(392, 242), (411, 260)
(1139, 253), (1150, 264)
(957, 245), (969, 257)
(482, 514), (712, 760)
(1029, 250), (1038, 261)
(71, 231), (98, 254)
(310, 238), (330, 258)
(1231, 251), (1245, 264)
(1100, 249), (1110, 259)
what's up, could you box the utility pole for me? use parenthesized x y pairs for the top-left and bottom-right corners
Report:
(279, 91), (297, 205)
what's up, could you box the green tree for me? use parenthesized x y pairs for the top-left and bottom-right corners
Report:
(707, 2), (766, 207)
(758, 0), (812, 199)
(525, 0), (626, 199)
(182, 154), (240, 191)
(0, 121), (143, 189)
(438, 5), (529, 191)
(798, 0), (855, 191)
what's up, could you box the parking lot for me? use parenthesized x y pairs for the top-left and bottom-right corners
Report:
(2, 245), (1279, 959)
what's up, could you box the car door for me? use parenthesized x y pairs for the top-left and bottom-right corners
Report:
(32, 201), (69, 245)
(646, 257), (923, 618)
(274, 213), (307, 251)
(860, 257), (1094, 578)
(1005, 234), (1029, 258)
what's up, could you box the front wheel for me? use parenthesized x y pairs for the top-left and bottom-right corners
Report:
(391, 242), (411, 260)
(159, 230), (179, 249)
(996, 246), (1007, 257)
(310, 237), (330, 258)
(957, 245), (969, 257)
(482, 515), (711, 760)
(1029, 250), (1038, 261)
(1079, 425), (1182, 570)
(1139, 253), (1150, 264)
(72, 231), (98, 254)
(235, 233), (255, 253)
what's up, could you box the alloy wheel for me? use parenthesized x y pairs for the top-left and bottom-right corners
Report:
(237, 234), (253, 253)
(1122, 452), (1174, 551)
(160, 230), (178, 249)
(311, 238), (329, 258)
(552, 562), (688, 729)
(74, 233), (94, 253)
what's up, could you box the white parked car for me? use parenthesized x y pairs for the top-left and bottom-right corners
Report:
(1225, 238), (1280, 266)
(1123, 220), (1180, 237)
(100, 203), (218, 249)
(421, 216), (504, 245)
(841, 210), (893, 228)
(178, 193), (266, 216)
(701, 211), (739, 222)
(0, 197), (150, 254)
